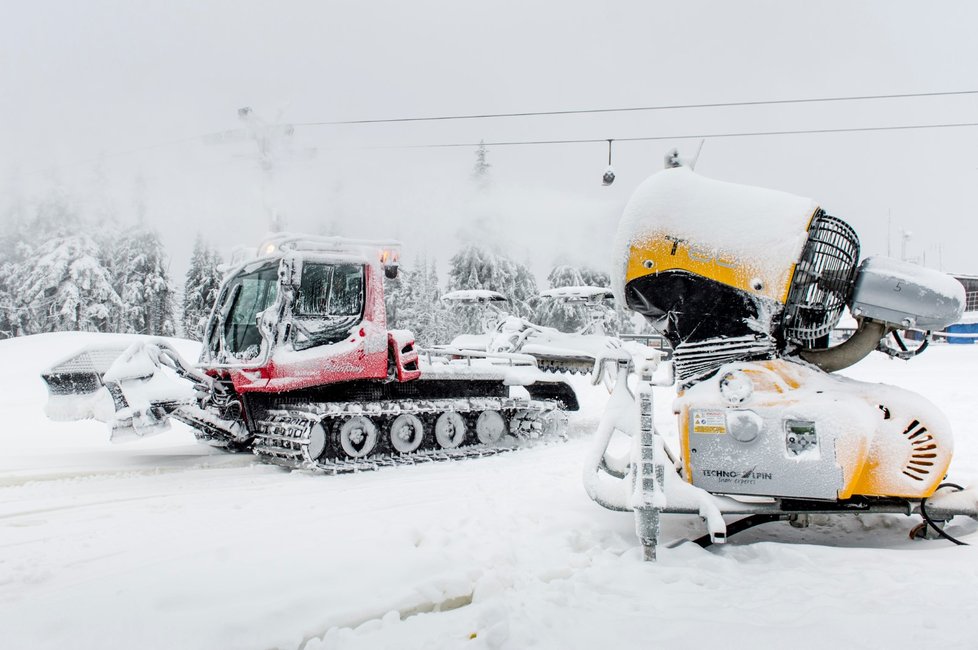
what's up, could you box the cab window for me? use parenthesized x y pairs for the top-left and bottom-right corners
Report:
(293, 263), (365, 349)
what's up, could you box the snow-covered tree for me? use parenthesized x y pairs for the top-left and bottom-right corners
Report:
(445, 245), (538, 336)
(12, 233), (123, 334)
(534, 265), (587, 332)
(0, 212), (26, 338)
(0, 245), (25, 338)
(393, 256), (451, 346)
(112, 227), (176, 336)
(531, 264), (645, 335)
(182, 236), (225, 341)
(576, 266), (653, 335)
(2, 188), (128, 335)
(579, 267), (611, 288)
(448, 246), (538, 312)
(472, 140), (491, 189)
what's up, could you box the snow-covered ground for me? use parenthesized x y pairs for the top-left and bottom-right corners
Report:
(2, 332), (978, 650)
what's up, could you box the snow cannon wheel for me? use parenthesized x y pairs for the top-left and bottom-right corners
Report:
(336, 416), (379, 458)
(475, 410), (507, 444)
(389, 414), (425, 454)
(434, 412), (467, 449)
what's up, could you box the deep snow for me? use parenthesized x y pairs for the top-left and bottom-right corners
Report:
(2, 332), (977, 650)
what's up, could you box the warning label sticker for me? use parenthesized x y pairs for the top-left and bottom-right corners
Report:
(692, 409), (727, 434)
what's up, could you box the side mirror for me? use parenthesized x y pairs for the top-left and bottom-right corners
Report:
(385, 265), (399, 280)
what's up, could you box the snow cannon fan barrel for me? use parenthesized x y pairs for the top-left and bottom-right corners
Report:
(612, 168), (965, 383)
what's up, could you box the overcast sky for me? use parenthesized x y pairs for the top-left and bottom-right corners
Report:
(3, 0), (978, 279)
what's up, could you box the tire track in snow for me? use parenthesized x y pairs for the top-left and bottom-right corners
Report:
(0, 453), (258, 488)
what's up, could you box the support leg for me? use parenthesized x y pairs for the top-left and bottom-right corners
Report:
(635, 386), (662, 561)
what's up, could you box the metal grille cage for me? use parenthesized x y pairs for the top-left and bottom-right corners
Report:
(782, 211), (860, 345)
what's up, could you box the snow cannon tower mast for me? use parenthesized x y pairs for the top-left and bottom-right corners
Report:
(585, 166), (978, 559)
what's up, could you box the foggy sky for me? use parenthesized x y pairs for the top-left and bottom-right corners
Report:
(3, 0), (978, 279)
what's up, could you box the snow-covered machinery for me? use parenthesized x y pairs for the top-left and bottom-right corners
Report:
(440, 287), (632, 376)
(42, 235), (578, 473)
(586, 167), (978, 558)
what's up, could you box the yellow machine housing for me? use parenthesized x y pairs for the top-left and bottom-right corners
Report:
(613, 167), (822, 347)
(677, 359), (953, 500)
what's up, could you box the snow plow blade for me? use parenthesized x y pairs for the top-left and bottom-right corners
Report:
(41, 345), (132, 421)
(41, 341), (199, 441)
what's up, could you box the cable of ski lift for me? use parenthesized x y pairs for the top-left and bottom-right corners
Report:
(374, 120), (978, 150)
(293, 88), (978, 127)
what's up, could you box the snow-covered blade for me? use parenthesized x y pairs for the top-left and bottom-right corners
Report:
(41, 340), (199, 442)
(41, 344), (132, 421)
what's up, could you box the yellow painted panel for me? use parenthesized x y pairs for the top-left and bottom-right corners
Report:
(624, 235), (795, 305)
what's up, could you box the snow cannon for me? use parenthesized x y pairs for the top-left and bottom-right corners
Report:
(587, 166), (977, 559)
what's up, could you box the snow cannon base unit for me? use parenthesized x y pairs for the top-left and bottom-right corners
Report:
(41, 234), (579, 472)
(586, 166), (978, 559)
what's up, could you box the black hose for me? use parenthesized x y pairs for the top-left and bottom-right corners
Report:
(919, 483), (969, 546)
(691, 514), (789, 548)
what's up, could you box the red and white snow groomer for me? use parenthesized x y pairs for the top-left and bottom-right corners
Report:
(43, 235), (580, 473)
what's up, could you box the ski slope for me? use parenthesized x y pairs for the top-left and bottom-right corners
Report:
(2, 332), (977, 650)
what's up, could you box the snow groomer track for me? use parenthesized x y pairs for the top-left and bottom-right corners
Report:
(251, 396), (566, 473)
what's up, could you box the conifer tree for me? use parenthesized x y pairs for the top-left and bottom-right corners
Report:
(0, 214), (25, 338)
(393, 256), (450, 346)
(472, 140), (491, 189)
(6, 189), (126, 334)
(577, 266), (642, 335)
(13, 232), (123, 333)
(113, 227), (176, 336)
(535, 265), (587, 332)
(445, 245), (538, 337)
(0, 249), (22, 338)
(182, 236), (225, 341)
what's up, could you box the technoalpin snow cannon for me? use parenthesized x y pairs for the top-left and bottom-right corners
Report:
(585, 166), (978, 559)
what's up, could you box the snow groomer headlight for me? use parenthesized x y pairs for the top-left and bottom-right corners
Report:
(719, 370), (753, 404)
